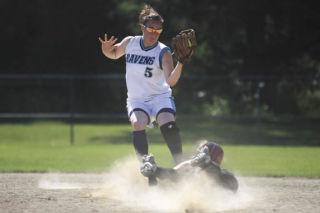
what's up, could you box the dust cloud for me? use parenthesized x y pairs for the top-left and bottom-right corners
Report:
(38, 172), (102, 190)
(92, 156), (259, 212)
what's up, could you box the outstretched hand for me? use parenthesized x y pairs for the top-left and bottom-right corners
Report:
(98, 33), (118, 53)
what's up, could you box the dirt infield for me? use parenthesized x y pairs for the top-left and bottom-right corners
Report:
(0, 172), (319, 213)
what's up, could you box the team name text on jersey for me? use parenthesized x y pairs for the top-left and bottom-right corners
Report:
(126, 54), (155, 65)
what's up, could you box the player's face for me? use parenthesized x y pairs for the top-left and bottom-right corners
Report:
(141, 20), (162, 47)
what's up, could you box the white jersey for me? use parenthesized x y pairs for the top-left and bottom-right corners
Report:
(125, 36), (172, 101)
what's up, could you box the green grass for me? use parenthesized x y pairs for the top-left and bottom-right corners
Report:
(223, 145), (320, 177)
(0, 118), (319, 177)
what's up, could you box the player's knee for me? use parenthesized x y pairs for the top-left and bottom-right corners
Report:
(160, 121), (179, 135)
(131, 120), (147, 131)
(157, 112), (175, 126)
(160, 122), (181, 148)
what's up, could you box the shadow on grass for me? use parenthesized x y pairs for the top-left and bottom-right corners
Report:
(178, 116), (320, 146)
(89, 131), (132, 144)
(85, 116), (320, 146)
(2, 116), (318, 146)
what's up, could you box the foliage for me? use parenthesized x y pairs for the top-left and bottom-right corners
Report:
(1, 0), (320, 115)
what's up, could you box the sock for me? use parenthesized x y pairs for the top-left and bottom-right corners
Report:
(160, 121), (183, 164)
(132, 130), (148, 156)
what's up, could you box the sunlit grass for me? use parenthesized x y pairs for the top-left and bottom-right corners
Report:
(0, 119), (319, 177)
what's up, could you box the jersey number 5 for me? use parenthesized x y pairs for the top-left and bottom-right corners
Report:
(144, 67), (153, 78)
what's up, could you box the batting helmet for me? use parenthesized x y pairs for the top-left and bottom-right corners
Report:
(199, 142), (224, 165)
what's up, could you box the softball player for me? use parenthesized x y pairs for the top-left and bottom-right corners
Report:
(140, 142), (239, 192)
(99, 5), (185, 164)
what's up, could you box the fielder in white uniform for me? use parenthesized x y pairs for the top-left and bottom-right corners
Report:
(99, 5), (186, 164)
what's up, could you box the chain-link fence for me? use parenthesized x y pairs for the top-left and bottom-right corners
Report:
(1, 74), (319, 145)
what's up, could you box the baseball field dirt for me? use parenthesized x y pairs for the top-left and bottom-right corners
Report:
(1, 159), (319, 213)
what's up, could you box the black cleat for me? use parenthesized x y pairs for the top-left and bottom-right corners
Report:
(140, 154), (158, 186)
(140, 154), (157, 177)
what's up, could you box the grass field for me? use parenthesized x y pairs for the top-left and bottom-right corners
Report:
(0, 117), (319, 177)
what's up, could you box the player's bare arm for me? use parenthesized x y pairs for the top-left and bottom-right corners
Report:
(98, 34), (132, 60)
(162, 50), (184, 87)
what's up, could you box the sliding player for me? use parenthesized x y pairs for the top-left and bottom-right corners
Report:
(140, 141), (239, 192)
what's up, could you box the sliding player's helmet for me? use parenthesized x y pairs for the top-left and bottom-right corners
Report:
(198, 142), (224, 165)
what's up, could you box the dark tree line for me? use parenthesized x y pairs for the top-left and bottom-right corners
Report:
(1, 0), (320, 115)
